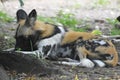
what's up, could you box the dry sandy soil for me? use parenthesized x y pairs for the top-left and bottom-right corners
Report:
(0, 0), (120, 19)
(0, 0), (120, 80)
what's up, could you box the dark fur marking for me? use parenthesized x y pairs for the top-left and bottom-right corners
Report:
(99, 54), (113, 60)
(14, 31), (41, 51)
(87, 53), (109, 60)
(60, 41), (79, 60)
(16, 9), (27, 23)
(14, 24), (20, 39)
(46, 44), (59, 60)
(25, 9), (37, 27)
(15, 36), (37, 51)
(76, 40), (110, 52)
(42, 45), (51, 55)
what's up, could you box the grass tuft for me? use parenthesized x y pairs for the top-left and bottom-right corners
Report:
(0, 11), (13, 22)
(110, 27), (120, 35)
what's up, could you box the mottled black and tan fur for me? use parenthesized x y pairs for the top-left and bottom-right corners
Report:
(14, 9), (118, 68)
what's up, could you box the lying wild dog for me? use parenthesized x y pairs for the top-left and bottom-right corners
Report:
(14, 9), (118, 68)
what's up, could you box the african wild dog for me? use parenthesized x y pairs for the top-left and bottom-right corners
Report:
(14, 9), (118, 68)
(15, 9), (67, 59)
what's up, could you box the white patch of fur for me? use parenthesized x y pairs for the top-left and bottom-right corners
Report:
(37, 34), (61, 56)
(79, 58), (95, 68)
(37, 26), (66, 58)
(94, 40), (106, 45)
(93, 60), (106, 67)
(58, 26), (66, 34)
(58, 58), (95, 68)
(58, 61), (80, 66)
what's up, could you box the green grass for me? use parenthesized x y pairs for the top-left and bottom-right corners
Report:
(110, 27), (120, 35)
(106, 18), (119, 26)
(92, 30), (102, 35)
(92, 0), (110, 8)
(38, 16), (57, 24)
(56, 10), (78, 27)
(38, 10), (82, 31)
(106, 18), (120, 35)
(0, 11), (13, 22)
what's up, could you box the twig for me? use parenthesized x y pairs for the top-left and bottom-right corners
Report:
(97, 35), (120, 42)
(100, 35), (120, 39)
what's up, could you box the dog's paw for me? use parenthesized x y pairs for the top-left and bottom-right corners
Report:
(93, 60), (105, 67)
(80, 58), (95, 68)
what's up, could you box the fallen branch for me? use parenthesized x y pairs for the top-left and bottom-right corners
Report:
(99, 35), (120, 40)
(95, 35), (120, 43)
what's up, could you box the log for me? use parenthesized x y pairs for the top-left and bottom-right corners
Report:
(0, 51), (65, 77)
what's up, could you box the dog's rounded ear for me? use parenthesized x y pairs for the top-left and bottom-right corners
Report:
(117, 16), (120, 22)
(26, 9), (37, 26)
(28, 9), (37, 19)
(16, 9), (27, 23)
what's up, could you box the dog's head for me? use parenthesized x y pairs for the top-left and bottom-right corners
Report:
(15, 9), (65, 51)
(15, 9), (38, 51)
(15, 9), (55, 51)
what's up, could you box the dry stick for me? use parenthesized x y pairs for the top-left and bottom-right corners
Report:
(101, 35), (120, 39)
(97, 35), (120, 42)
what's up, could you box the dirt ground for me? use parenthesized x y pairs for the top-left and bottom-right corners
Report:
(0, 0), (120, 80)
(0, 0), (120, 19)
